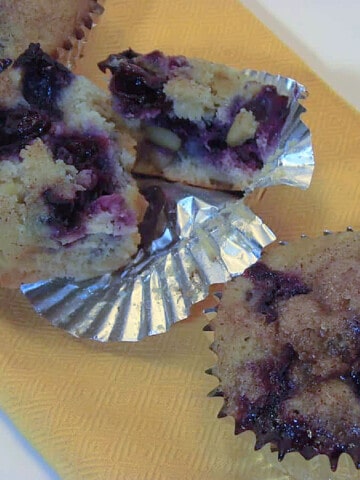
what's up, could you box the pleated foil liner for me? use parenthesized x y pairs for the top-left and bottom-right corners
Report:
(240, 69), (314, 192)
(21, 180), (275, 342)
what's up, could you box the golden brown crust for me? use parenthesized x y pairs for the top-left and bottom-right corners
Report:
(0, 0), (104, 64)
(210, 231), (360, 469)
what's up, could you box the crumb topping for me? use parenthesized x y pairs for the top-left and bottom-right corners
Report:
(212, 232), (360, 470)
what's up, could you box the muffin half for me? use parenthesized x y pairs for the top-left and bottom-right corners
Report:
(0, 44), (147, 287)
(99, 49), (292, 191)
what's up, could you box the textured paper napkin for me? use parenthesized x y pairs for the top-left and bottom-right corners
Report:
(1, 1), (360, 479)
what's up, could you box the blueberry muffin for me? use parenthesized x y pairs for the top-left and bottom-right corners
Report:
(209, 230), (360, 470)
(0, 44), (147, 287)
(0, 0), (104, 63)
(99, 49), (291, 191)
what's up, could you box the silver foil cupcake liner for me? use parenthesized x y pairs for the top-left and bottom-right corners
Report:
(21, 180), (275, 341)
(241, 69), (314, 192)
(21, 69), (314, 342)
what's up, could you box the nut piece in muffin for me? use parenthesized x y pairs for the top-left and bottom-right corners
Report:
(209, 230), (360, 470)
(99, 49), (292, 191)
(0, 44), (147, 287)
(0, 0), (104, 65)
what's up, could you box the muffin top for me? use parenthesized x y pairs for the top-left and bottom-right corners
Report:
(210, 230), (360, 471)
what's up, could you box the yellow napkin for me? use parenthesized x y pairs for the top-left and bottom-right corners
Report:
(1, 1), (360, 479)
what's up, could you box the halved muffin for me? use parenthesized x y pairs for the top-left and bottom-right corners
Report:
(0, 44), (147, 287)
(99, 49), (292, 191)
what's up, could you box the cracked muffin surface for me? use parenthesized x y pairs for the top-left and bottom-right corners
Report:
(210, 231), (360, 470)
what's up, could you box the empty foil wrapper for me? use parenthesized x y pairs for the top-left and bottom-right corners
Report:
(21, 70), (314, 342)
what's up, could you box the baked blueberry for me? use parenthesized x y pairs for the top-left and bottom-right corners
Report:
(0, 45), (147, 287)
(99, 49), (291, 191)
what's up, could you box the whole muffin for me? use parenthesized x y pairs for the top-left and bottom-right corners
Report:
(209, 230), (360, 470)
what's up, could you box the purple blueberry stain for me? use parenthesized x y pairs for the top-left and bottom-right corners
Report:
(42, 133), (134, 240)
(138, 184), (178, 250)
(99, 50), (290, 173)
(232, 346), (298, 437)
(49, 133), (112, 176)
(0, 58), (12, 73)
(0, 107), (51, 158)
(98, 49), (184, 119)
(152, 115), (264, 171)
(243, 262), (311, 322)
(245, 86), (289, 127)
(90, 193), (136, 229)
(14, 43), (73, 116)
